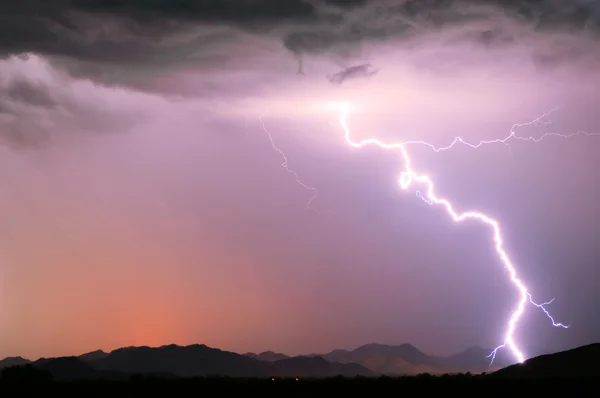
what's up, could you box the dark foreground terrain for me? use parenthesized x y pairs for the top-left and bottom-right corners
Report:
(0, 372), (598, 397)
(2, 344), (598, 397)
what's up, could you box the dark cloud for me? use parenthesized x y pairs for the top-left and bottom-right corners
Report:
(0, 0), (318, 57)
(0, 0), (320, 88)
(325, 0), (369, 7)
(67, 0), (317, 25)
(327, 63), (379, 85)
(2, 1), (599, 66)
(500, 0), (600, 32)
(3, 0), (318, 31)
(0, 54), (165, 149)
(0, 0), (598, 95)
(293, 1), (600, 54)
(4, 78), (56, 108)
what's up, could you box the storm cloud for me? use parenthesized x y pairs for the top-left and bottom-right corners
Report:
(2, 1), (600, 80)
(1, 1), (599, 138)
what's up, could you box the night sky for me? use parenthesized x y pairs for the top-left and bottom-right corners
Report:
(1, 0), (599, 361)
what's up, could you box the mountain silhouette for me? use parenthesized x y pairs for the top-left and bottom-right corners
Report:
(1, 341), (561, 380)
(92, 344), (263, 378)
(34, 357), (105, 381)
(319, 343), (513, 375)
(244, 351), (290, 362)
(0, 357), (31, 369)
(77, 350), (108, 363)
(1, 344), (373, 380)
(88, 344), (372, 379)
(490, 343), (600, 379)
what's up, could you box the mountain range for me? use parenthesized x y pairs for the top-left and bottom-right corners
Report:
(0, 342), (515, 380)
(3, 343), (597, 396)
(0, 344), (373, 380)
(245, 343), (515, 375)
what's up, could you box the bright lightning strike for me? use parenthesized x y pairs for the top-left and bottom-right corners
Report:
(259, 114), (318, 212)
(336, 102), (576, 365)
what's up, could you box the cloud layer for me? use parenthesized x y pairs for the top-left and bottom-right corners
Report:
(2, 1), (600, 80)
(2, 1), (600, 148)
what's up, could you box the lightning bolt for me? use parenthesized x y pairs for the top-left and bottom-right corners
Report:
(403, 106), (600, 153)
(259, 114), (318, 212)
(336, 103), (578, 365)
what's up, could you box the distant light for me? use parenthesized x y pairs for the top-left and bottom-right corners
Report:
(271, 377), (275, 381)
(295, 377), (299, 381)
(319, 101), (354, 114)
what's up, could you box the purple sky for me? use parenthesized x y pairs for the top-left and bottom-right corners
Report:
(1, 0), (600, 360)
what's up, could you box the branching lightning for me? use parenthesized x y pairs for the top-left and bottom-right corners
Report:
(257, 100), (595, 364)
(402, 106), (600, 153)
(259, 114), (318, 212)
(335, 102), (584, 365)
